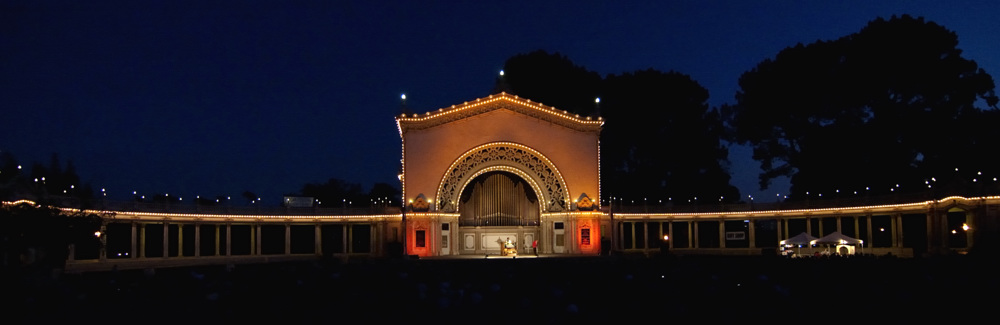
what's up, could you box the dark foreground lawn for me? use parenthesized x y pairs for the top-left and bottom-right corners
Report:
(7, 254), (998, 324)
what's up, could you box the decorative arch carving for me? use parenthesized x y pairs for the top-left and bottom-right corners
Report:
(436, 142), (570, 213)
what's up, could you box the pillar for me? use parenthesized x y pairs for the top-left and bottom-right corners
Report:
(892, 213), (902, 248)
(315, 223), (323, 256)
(253, 224), (260, 255)
(194, 223), (201, 257)
(781, 217), (788, 239)
(853, 217), (860, 240)
(376, 221), (383, 256)
(866, 213), (874, 249)
(162, 222), (169, 258)
(718, 220), (726, 249)
(343, 225), (348, 253)
(130, 221), (138, 259)
(285, 224), (292, 255)
(225, 223), (232, 256)
(692, 221), (699, 248)
(748, 219), (757, 249)
(177, 223), (184, 257)
(215, 225), (220, 256)
(778, 217), (785, 244)
(139, 223), (146, 258)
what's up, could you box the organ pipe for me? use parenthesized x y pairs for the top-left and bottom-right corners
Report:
(459, 172), (540, 227)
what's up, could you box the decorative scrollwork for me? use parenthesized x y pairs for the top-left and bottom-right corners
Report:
(437, 143), (568, 213)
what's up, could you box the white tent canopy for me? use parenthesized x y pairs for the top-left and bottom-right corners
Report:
(814, 231), (863, 245)
(813, 231), (864, 256)
(780, 232), (818, 246)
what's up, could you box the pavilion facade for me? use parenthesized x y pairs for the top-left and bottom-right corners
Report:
(396, 92), (606, 257)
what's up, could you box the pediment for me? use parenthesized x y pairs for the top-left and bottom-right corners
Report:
(396, 92), (603, 134)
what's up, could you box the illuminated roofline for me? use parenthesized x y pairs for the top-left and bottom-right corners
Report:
(396, 92), (603, 134)
(613, 195), (1000, 220)
(6, 195), (1000, 221)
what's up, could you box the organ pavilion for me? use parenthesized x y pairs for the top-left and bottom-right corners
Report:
(396, 92), (606, 257)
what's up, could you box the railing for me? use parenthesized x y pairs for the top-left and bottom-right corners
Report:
(604, 192), (959, 214)
(21, 189), (1000, 217)
(458, 219), (541, 227)
(84, 199), (403, 216)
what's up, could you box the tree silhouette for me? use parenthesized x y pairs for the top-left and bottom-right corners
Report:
(298, 178), (365, 208)
(726, 15), (999, 200)
(368, 182), (401, 207)
(501, 51), (739, 204)
(0, 151), (23, 200)
(241, 191), (258, 205)
(500, 50), (603, 116)
(602, 69), (739, 204)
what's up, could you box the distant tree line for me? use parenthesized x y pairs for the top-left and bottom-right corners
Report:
(285, 178), (401, 208)
(499, 14), (999, 204)
(0, 151), (97, 208)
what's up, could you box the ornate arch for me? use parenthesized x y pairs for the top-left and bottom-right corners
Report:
(436, 142), (570, 213)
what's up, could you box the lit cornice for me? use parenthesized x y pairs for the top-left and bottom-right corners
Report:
(396, 92), (604, 134)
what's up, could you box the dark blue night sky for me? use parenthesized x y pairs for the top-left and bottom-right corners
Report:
(3, 0), (998, 205)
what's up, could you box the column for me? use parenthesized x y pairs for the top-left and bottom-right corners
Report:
(162, 222), (169, 258)
(718, 220), (726, 249)
(225, 223), (232, 257)
(315, 224), (323, 257)
(253, 224), (260, 255)
(866, 213), (874, 249)
(853, 217), (860, 240)
(130, 222), (138, 259)
(568, 218), (577, 254)
(285, 224), (292, 255)
(692, 221), (699, 248)
(139, 223), (146, 258)
(376, 221), (383, 256)
(177, 223), (184, 257)
(194, 223), (201, 257)
(892, 213), (902, 248)
(668, 221), (674, 249)
(748, 219), (757, 249)
(98, 223), (106, 261)
(214, 225), (220, 256)
(805, 217), (812, 237)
